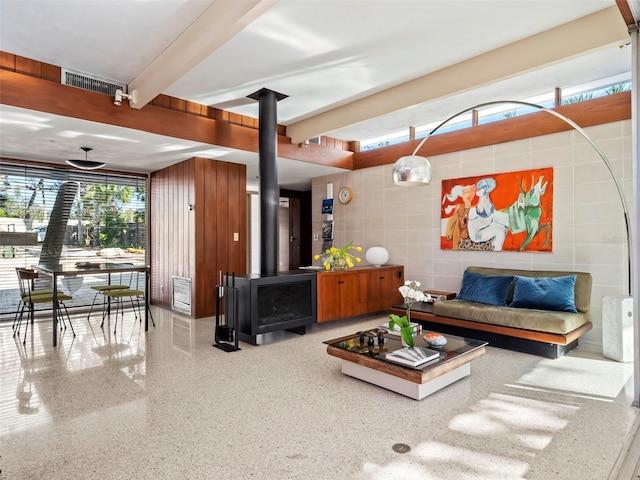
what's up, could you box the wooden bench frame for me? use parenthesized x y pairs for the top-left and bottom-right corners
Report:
(389, 306), (593, 359)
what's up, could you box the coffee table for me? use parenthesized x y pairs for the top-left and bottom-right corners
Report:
(324, 330), (486, 400)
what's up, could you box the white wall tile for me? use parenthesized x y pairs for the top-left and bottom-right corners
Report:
(495, 138), (530, 157)
(531, 130), (573, 150)
(532, 145), (573, 167)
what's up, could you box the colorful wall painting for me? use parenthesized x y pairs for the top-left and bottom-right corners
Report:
(440, 167), (553, 252)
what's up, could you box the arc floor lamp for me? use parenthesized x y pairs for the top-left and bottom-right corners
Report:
(392, 100), (633, 297)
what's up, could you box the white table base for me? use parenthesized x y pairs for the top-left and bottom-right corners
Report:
(341, 360), (471, 400)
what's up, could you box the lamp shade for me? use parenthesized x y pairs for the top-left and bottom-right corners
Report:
(365, 246), (389, 267)
(392, 155), (432, 185)
(66, 146), (105, 170)
(65, 159), (106, 170)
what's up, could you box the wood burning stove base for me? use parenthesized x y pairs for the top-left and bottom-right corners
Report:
(238, 325), (308, 346)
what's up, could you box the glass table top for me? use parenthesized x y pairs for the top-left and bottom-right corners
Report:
(324, 329), (487, 371)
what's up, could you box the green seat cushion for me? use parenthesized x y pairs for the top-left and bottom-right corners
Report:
(21, 290), (54, 300)
(22, 292), (53, 301)
(104, 289), (144, 299)
(91, 285), (128, 292)
(33, 288), (54, 295)
(24, 292), (72, 303)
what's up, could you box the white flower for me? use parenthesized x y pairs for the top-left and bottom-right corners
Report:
(398, 280), (426, 304)
(410, 290), (427, 302)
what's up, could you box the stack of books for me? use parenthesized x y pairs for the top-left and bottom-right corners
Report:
(378, 322), (421, 336)
(424, 290), (457, 302)
(384, 346), (440, 367)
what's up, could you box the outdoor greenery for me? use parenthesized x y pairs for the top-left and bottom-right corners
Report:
(0, 176), (50, 228)
(0, 173), (146, 249)
(561, 92), (594, 105)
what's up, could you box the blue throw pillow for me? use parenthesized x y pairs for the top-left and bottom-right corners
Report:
(510, 275), (578, 313)
(457, 271), (514, 306)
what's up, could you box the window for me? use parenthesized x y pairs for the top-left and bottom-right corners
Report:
(359, 75), (632, 151)
(0, 163), (147, 317)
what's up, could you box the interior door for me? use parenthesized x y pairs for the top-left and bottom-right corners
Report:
(288, 197), (301, 270)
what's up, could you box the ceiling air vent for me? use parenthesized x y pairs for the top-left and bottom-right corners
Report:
(61, 68), (125, 96)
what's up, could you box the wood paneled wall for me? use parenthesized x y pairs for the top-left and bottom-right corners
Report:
(150, 157), (246, 317)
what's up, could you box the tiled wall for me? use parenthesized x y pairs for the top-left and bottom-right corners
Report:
(312, 120), (632, 346)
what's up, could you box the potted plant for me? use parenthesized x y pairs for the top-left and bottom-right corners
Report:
(314, 241), (362, 271)
(387, 280), (426, 347)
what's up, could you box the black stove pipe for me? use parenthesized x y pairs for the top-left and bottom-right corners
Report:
(248, 88), (288, 276)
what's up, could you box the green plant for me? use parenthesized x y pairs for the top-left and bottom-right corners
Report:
(561, 92), (593, 105)
(387, 280), (426, 347)
(606, 83), (630, 94)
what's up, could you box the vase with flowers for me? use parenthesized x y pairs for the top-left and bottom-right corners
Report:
(387, 280), (427, 347)
(314, 241), (362, 271)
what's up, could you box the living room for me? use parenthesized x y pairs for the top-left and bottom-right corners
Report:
(1, 1), (639, 478)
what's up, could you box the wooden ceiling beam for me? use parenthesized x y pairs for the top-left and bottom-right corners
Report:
(0, 69), (353, 169)
(616, 0), (638, 30)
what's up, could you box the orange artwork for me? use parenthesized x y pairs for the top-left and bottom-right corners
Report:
(441, 167), (553, 252)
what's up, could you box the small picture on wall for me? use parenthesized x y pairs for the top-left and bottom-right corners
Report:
(322, 198), (333, 214)
(322, 220), (333, 240)
(440, 167), (553, 252)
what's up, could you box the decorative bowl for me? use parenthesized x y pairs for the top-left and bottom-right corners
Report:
(423, 332), (447, 347)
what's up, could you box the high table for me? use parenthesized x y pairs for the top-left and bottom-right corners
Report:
(33, 263), (150, 347)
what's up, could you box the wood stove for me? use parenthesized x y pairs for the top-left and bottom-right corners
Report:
(235, 271), (317, 345)
(232, 88), (317, 345)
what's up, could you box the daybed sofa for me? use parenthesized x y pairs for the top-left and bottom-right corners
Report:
(392, 266), (593, 358)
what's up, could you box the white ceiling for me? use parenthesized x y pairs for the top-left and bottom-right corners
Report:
(0, 0), (632, 190)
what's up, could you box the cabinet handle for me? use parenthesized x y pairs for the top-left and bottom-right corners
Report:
(379, 276), (385, 279)
(338, 281), (344, 284)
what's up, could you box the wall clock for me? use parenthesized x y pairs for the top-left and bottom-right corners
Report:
(338, 186), (353, 204)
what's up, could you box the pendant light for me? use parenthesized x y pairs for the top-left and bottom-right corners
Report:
(65, 147), (106, 170)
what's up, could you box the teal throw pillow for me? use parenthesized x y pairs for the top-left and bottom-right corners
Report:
(457, 271), (514, 306)
(510, 275), (578, 313)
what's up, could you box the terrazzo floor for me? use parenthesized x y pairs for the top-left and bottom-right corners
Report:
(0, 307), (638, 480)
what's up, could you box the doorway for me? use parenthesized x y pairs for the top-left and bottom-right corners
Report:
(248, 190), (312, 274)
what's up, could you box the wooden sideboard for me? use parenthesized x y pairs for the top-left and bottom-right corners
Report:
(316, 265), (404, 322)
